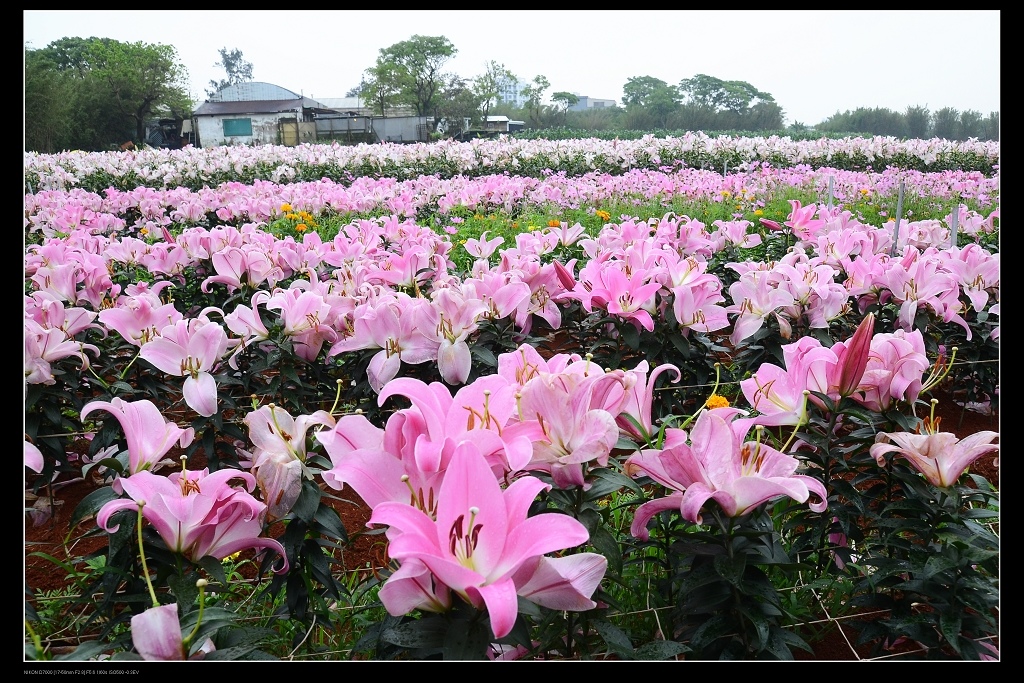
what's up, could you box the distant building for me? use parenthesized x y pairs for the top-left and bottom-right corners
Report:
(497, 79), (529, 108)
(568, 95), (618, 112)
(192, 82), (332, 147)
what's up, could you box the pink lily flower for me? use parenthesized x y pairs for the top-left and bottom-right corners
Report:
(24, 319), (100, 386)
(854, 329), (931, 412)
(377, 557), (453, 616)
(131, 603), (186, 660)
(25, 439), (44, 474)
(139, 318), (237, 417)
(870, 417), (998, 488)
(319, 411), (448, 517)
(617, 360), (681, 443)
(783, 200), (826, 243)
(414, 288), (488, 386)
(625, 408), (827, 535)
(80, 398), (195, 478)
(243, 404), (335, 521)
(336, 296), (438, 393)
(97, 467), (288, 572)
(98, 293), (184, 347)
(464, 231), (504, 260)
(726, 272), (797, 346)
(264, 288), (339, 362)
(505, 371), (621, 488)
(25, 292), (103, 339)
(130, 602), (217, 660)
(369, 443), (592, 639)
(510, 553), (608, 612)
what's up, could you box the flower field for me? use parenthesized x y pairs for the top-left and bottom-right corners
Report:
(25, 134), (999, 661)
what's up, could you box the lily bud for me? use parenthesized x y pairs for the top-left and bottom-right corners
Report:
(834, 312), (875, 397)
(552, 260), (576, 291)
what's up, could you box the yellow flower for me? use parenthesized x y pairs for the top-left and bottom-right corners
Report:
(595, 209), (611, 221)
(548, 219), (561, 228)
(706, 394), (730, 409)
(860, 188), (870, 196)
(139, 227), (149, 237)
(280, 203), (292, 213)
(721, 190), (732, 198)
(754, 209), (764, 216)
(296, 224), (308, 233)
(474, 214), (484, 220)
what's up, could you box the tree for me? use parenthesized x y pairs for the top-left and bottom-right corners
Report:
(931, 107), (961, 140)
(206, 47), (253, 98)
(958, 109), (984, 140)
(981, 111), (999, 142)
(621, 76), (672, 108)
(520, 75), (550, 127)
(359, 61), (409, 116)
(433, 75), (479, 138)
(25, 37), (193, 150)
(376, 35), (458, 120)
(550, 91), (579, 125)
(678, 74), (774, 114)
(472, 61), (518, 130)
(24, 47), (78, 152)
(904, 105), (931, 139)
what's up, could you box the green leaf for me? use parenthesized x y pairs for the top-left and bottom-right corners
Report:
(621, 324), (640, 350)
(168, 573), (199, 608)
(381, 617), (448, 649)
(442, 617), (492, 660)
(921, 554), (958, 579)
(939, 611), (963, 654)
(291, 479), (321, 524)
(634, 640), (689, 660)
(592, 619), (636, 660)
(689, 613), (734, 652)
(588, 526), (623, 577)
(197, 555), (228, 588)
(713, 553), (747, 587)
(54, 638), (115, 661)
(584, 468), (642, 499)
(70, 485), (119, 528)
(313, 503), (348, 543)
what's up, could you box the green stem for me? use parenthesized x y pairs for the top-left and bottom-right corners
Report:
(117, 350), (143, 382)
(25, 619), (44, 660)
(716, 510), (751, 655)
(136, 502), (159, 608)
(182, 579), (208, 651)
(816, 409), (840, 573)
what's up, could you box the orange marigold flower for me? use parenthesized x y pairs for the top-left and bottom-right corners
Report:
(296, 224), (308, 233)
(548, 219), (561, 228)
(706, 394), (730, 409)
(595, 209), (611, 221)
(280, 203), (293, 213)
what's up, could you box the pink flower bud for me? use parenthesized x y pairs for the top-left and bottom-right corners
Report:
(835, 312), (875, 397)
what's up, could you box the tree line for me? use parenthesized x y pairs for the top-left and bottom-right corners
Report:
(24, 34), (999, 153)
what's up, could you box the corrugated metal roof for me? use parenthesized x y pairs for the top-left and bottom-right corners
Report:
(194, 99), (319, 116)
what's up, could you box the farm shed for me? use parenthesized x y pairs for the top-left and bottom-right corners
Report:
(192, 81), (333, 148)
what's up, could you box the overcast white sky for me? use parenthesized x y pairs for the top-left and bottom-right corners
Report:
(23, 10), (1000, 126)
